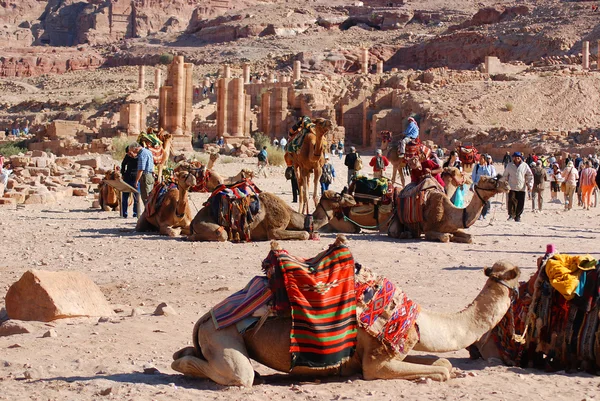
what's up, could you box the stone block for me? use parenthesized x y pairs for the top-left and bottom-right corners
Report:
(3, 192), (26, 204)
(91, 176), (103, 184)
(0, 320), (32, 337)
(31, 150), (46, 158)
(55, 157), (72, 167)
(5, 270), (114, 322)
(32, 157), (48, 168)
(10, 156), (31, 168)
(0, 198), (16, 206)
(24, 194), (52, 204)
(72, 188), (88, 196)
(6, 179), (16, 189)
(77, 158), (100, 169)
(28, 167), (51, 177)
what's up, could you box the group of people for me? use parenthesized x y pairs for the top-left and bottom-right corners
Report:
(119, 142), (156, 218)
(271, 137), (288, 151)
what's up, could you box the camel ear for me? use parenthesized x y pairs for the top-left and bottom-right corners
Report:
(484, 267), (492, 277)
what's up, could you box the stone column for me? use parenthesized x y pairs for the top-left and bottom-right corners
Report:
(583, 40), (590, 70)
(268, 73), (275, 83)
(159, 87), (169, 130)
(261, 90), (271, 136)
(597, 40), (600, 70)
(217, 78), (227, 137)
(154, 68), (162, 93)
(361, 48), (369, 74)
(232, 77), (245, 136)
(138, 65), (145, 90)
(293, 60), (301, 81)
(184, 63), (194, 134)
(376, 60), (383, 74)
(243, 63), (250, 84)
(169, 56), (185, 134)
(224, 64), (231, 78)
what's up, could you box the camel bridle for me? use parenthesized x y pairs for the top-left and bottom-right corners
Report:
(473, 177), (500, 203)
(489, 275), (519, 301)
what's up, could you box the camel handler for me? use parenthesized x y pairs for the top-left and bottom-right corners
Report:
(407, 156), (444, 188)
(129, 142), (155, 204)
(398, 117), (419, 156)
(369, 149), (390, 179)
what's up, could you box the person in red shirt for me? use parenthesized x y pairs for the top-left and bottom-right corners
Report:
(408, 156), (445, 187)
(369, 149), (390, 178)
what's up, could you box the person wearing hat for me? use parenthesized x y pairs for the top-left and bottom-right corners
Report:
(344, 146), (359, 184)
(398, 117), (419, 156)
(369, 149), (390, 179)
(320, 154), (336, 195)
(120, 145), (140, 218)
(561, 160), (578, 210)
(471, 154), (497, 219)
(503, 151), (533, 222)
(531, 160), (547, 213)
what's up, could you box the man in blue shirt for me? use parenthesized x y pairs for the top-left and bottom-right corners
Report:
(399, 117), (419, 156)
(130, 142), (155, 204)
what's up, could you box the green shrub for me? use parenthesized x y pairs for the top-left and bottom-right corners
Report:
(111, 136), (130, 161)
(267, 145), (285, 166)
(0, 141), (27, 157)
(159, 54), (173, 65)
(252, 132), (270, 150)
(505, 102), (514, 112)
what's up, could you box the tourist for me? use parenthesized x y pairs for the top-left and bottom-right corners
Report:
(436, 146), (444, 159)
(203, 134), (209, 148)
(280, 136), (287, 151)
(329, 142), (337, 157)
(471, 154), (497, 219)
(344, 146), (359, 184)
(217, 136), (225, 147)
(273, 137), (279, 147)
(337, 140), (344, 160)
(502, 151), (512, 168)
(369, 149), (390, 178)
(320, 155), (336, 195)
(549, 163), (562, 203)
(503, 152), (533, 222)
(0, 153), (6, 194)
(257, 146), (268, 177)
(526, 154), (534, 165)
(574, 153), (583, 169)
(531, 161), (547, 213)
(285, 166), (299, 203)
(579, 160), (597, 210)
(130, 142), (155, 204)
(399, 117), (419, 156)
(120, 146), (139, 218)
(561, 161), (578, 211)
(408, 156), (444, 187)
(443, 150), (462, 171)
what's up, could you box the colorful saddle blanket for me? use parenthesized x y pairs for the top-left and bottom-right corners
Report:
(355, 267), (420, 356)
(395, 177), (443, 226)
(206, 180), (261, 242)
(262, 243), (358, 368)
(145, 182), (177, 217)
(352, 176), (390, 197)
(405, 140), (431, 161)
(458, 145), (480, 165)
(138, 132), (165, 165)
(188, 164), (212, 193)
(210, 276), (273, 330)
(285, 116), (315, 154)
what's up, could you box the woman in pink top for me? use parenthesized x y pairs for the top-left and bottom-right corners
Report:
(579, 160), (597, 210)
(561, 161), (578, 210)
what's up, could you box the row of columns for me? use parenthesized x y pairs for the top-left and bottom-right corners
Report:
(581, 40), (600, 70)
(361, 48), (385, 74)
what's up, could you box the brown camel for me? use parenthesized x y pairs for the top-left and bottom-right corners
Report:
(177, 161), (224, 192)
(223, 168), (254, 185)
(286, 118), (332, 214)
(388, 175), (509, 243)
(381, 134), (408, 187)
(98, 168), (121, 212)
(441, 167), (473, 200)
(135, 169), (196, 237)
(171, 235), (521, 386)
(324, 201), (394, 234)
(186, 190), (356, 242)
(207, 152), (219, 170)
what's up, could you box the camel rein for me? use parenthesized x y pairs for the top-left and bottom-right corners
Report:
(489, 276), (519, 300)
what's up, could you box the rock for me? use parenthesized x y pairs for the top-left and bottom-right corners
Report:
(143, 367), (160, 375)
(5, 270), (114, 322)
(0, 320), (32, 337)
(72, 188), (88, 196)
(42, 329), (57, 338)
(99, 387), (112, 396)
(7, 343), (22, 348)
(130, 308), (144, 317)
(97, 317), (111, 323)
(0, 198), (17, 206)
(77, 158), (101, 169)
(152, 302), (177, 316)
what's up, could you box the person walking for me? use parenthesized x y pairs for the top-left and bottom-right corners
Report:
(561, 161), (578, 211)
(280, 136), (287, 151)
(320, 155), (336, 195)
(579, 160), (597, 210)
(257, 146), (269, 177)
(344, 146), (359, 184)
(503, 152), (533, 222)
(337, 140), (344, 160)
(530, 161), (547, 213)
(120, 146), (140, 218)
(329, 142), (337, 157)
(285, 166), (299, 203)
(398, 117), (419, 156)
(369, 149), (389, 179)
(502, 151), (512, 168)
(549, 163), (562, 203)
(471, 154), (497, 219)
(130, 142), (155, 204)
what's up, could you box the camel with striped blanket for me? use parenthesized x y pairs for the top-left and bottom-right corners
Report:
(171, 235), (521, 386)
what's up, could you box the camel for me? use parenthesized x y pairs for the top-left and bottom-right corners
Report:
(324, 201), (394, 233)
(441, 167), (473, 201)
(135, 169), (196, 237)
(177, 161), (224, 192)
(285, 118), (332, 214)
(388, 175), (509, 243)
(223, 168), (254, 185)
(207, 152), (219, 170)
(186, 190), (356, 242)
(381, 133), (408, 187)
(97, 168), (121, 212)
(171, 235), (521, 386)
(138, 131), (173, 183)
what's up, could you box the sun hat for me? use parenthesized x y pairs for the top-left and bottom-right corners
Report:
(376, 149), (382, 154)
(512, 151), (523, 158)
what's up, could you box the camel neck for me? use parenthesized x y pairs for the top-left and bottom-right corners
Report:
(414, 281), (512, 352)
(176, 185), (189, 217)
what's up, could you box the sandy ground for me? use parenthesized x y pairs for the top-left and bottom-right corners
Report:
(1, 155), (600, 400)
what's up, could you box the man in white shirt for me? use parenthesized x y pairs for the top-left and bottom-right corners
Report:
(503, 152), (533, 222)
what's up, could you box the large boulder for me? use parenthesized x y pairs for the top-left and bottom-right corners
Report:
(5, 270), (113, 322)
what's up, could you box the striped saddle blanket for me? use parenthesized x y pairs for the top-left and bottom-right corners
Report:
(262, 243), (358, 368)
(395, 177), (443, 225)
(145, 182), (177, 218)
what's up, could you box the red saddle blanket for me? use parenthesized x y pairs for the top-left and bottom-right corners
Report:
(405, 140), (431, 161)
(458, 145), (480, 164)
(262, 243), (358, 368)
(395, 177), (443, 225)
(145, 182), (176, 218)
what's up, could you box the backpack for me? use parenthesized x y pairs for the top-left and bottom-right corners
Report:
(257, 151), (267, 162)
(354, 153), (363, 171)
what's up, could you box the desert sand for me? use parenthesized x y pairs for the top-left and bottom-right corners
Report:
(1, 155), (599, 401)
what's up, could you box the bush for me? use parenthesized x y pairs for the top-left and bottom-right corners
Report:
(111, 136), (130, 161)
(252, 132), (270, 150)
(505, 102), (514, 112)
(159, 53), (173, 65)
(0, 141), (27, 157)
(267, 145), (285, 166)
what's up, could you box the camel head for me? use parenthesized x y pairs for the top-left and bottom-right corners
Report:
(175, 169), (197, 190)
(238, 168), (254, 180)
(209, 152), (220, 162)
(475, 175), (509, 197)
(380, 131), (392, 151)
(313, 118), (333, 137)
(320, 190), (357, 210)
(104, 168), (121, 181)
(483, 260), (520, 284)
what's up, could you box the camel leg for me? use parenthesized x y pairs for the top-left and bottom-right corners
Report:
(391, 166), (397, 186)
(297, 174), (305, 214)
(424, 231), (451, 243)
(362, 356), (450, 381)
(187, 223), (228, 242)
(172, 324), (254, 387)
(159, 224), (178, 237)
(402, 355), (453, 370)
(267, 228), (310, 241)
(450, 230), (473, 244)
(135, 213), (153, 232)
(180, 226), (191, 236)
(312, 172), (320, 209)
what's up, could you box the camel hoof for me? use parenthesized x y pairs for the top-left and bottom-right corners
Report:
(173, 346), (196, 360)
